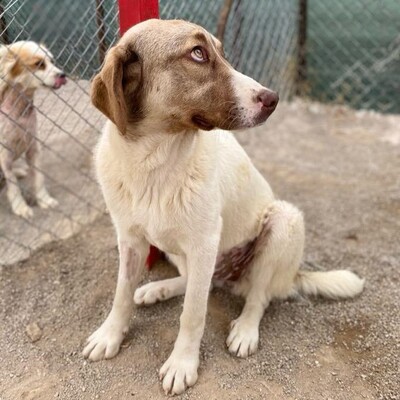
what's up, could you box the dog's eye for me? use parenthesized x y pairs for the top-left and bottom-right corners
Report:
(34, 60), (45, 68)
(191, 46), (208, 63)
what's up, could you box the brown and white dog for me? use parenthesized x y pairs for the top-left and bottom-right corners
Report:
(0, 41), (66, 218)
(83, 20), (364, 395)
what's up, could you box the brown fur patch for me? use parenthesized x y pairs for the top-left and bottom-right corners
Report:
(31, 56), (46, 70)
(214, 215), (272, 282)
(7, 47), (47, 77)
(9, 60), (23, 77)
(91, 47), (130, 134)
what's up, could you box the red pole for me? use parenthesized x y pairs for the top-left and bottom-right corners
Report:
(118, 0), (161, 269)
(118, 0), (159, 35)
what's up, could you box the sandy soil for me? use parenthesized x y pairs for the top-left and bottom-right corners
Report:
(1, 99), (399, 400)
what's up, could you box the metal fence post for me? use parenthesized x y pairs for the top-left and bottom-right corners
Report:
(118, 0), (159, 36)
(95, 0), (107, 64)
(296, 0), (307, 95)
(117, 0), (161, 269)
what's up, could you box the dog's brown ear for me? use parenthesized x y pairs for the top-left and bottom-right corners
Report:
(91, 45), (130, 135)
(9, 59), (23, 77)
(0, 46), (22, 78)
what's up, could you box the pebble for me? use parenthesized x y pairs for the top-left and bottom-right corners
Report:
(25, 322), (42, 342)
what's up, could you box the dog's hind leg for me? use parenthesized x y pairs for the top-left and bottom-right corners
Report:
(13, 165), (28, 178)
(0, 168), (5, 192)
(134, 276), (187, 305)
(227, 200), (304, 358)
(0, 151), (33, 218)
(134, 255), (187, 305)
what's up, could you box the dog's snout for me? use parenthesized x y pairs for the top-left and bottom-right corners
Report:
(53, 71), (67, 89)
(257, 90), (279, 109)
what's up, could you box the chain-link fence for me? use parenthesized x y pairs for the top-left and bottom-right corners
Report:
(0, 0), (399, 265)
(306, 0), (400, 113)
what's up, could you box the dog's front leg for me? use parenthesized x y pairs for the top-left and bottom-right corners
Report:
(25, 142), (58, 209)
(160, 237), (219, 395)
(83, 236), (149, 361)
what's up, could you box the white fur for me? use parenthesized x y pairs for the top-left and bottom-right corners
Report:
(231, 69), (264, 125)
(295, 270), (365, 299)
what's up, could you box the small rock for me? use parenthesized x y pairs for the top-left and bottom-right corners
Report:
(344, 230), (358, 241)
(26, 322), (42, 342)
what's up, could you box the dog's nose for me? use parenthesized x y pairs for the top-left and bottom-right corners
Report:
(58, 71), (66, 78)
(257, 90), (279, 109)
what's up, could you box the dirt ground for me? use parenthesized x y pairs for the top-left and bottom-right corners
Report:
(1, 99), (399, 400)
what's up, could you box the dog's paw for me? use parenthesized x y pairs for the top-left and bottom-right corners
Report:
(12, 201), (34, 219)
(159, 351), (199, 395)
(226, 318), (259, 358)
(82, 318), (128, 362)
(37, 195), (58, 209)
(134, 281), (168, 305)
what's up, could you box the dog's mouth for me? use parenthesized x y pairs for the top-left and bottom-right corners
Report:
(52, 75), (67, 89)
(192, 115), (214, 131)
(247, 104), (277, 128)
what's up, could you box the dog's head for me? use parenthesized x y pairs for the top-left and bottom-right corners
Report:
(92, 19), (278, 135)
(0, 41), (67, 92)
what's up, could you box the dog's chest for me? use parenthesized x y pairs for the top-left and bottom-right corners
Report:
(136, 211), (186, 257)
(112, 179), (189, 256)
(97, 128), (218, 256)
(0, 110), (36, 158)
(145, 229), (184, 256)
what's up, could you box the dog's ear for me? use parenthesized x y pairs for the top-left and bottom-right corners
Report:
(91, 46), (128, 134)
(91, 45), (140, 135)
(0, 46), (9, 76)
(0, 46), (22, 78)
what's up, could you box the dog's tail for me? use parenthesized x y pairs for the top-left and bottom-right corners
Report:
(294, 270), (364, 299)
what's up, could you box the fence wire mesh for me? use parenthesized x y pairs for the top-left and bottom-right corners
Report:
(0, 0), (399, 265)
(306, 0), (400, 113)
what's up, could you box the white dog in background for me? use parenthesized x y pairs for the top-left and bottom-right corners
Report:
(0, 41), (67, 218)
(83, 19), (364, 395)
